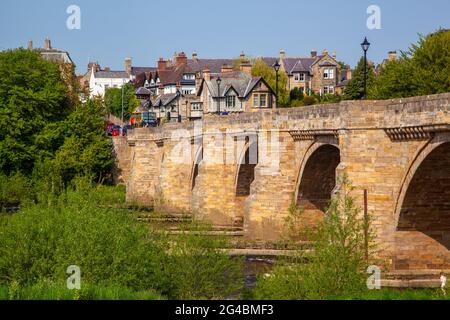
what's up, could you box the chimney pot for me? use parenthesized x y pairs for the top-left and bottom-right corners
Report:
(44, 37), (52, 50)
(280, 49), (285, 61)
(311, 49), (317, 58)
(27, 40), (33, 50)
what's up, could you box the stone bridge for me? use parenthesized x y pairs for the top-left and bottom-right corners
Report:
(115, 93), (450, 271)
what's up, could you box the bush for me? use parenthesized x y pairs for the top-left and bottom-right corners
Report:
(303, 96), (317, 106)
(254, 175), (375, 299)
(0, 173), (35, 209)
(0, 183), (244, 299)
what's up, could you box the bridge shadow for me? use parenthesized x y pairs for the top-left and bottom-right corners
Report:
(397, 142), (450, 250)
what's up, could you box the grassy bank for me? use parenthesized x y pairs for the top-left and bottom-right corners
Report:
(0, 179), (244, 300)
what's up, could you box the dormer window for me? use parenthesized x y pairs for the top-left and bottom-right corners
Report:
(183, 74), (195, 80)
(323, 68), (334, 79)
(226, 96), (236, 108)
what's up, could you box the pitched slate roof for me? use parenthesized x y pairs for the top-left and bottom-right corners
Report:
(94, 71), (129, 79)
(131, 66), (157, 76)
(135, 87), (151, 95)
(151, 93), (179, 107)
(187, 58), (234, 73)
(200, 71), (274, 99)
(284, 57), (316, 74)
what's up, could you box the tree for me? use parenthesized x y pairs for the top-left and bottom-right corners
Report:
(0, 49), (113, 186)
(372, 29), (450, 99)
(251, 59), (289, 107)
(104, 83), (139, 120)
(343, 57), (376, 100)
(0, 49), (71, 175)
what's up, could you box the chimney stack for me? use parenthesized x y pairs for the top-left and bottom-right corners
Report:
(221, 64), (233, 73)
(44, 37), (51, 50)
(192, 51), (198, 60)
(279, 49), (285, 61)
(202, 67), (210, 81)
(346, 68), (353, 81)
(332, 51), (337, 59)
(322, 49), (329, 56)
(388, 51), (397, 61)
(240, 51), (246, 62)
(27, 40), (33, 50)
(175, 52), (187, 66)
(240, 59), (252, 76)
(125, 57), (132, 75)
(158, 57), (167, 71)
(311, 49), (317, 58)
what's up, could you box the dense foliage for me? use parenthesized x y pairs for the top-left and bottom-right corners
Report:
(344, 29), (450, 100)
(104, 83), (139, 120)
(371, 29), (450, 99)
(252, 59), (289, 107)
(0, 49), (113, 190)
(0, 182), (244, 300)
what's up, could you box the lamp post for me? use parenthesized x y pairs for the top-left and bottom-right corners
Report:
(121, 83), (125, 124)
(361, 37), (371, 100)
(176, 89), (181, 123)
(216, 76), (222, 115)
(273, 60), (280, 109)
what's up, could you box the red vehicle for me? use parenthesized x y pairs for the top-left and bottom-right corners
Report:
(111, 125), (122, 137)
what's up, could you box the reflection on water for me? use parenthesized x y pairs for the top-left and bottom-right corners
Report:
(242, 256), (274, 289)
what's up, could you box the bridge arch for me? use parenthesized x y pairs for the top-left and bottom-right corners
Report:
(295, 141), (341, 218)
(394, 133), (450, 249)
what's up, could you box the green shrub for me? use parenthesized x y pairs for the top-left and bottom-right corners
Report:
(0, 173), (35, 209)
(254, 175), (375, 299)
(0, 183), (244, 300)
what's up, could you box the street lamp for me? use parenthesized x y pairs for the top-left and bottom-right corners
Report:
(176, 89), (182, 123)
(216, 76), (222, 115)
(272, 60), (280, 109)
(361, 37), (371, 100)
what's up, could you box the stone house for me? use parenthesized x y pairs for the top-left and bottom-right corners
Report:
(196, 67), (276, 114)
(260, 49), (351, 96)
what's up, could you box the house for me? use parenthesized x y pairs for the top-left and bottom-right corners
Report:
(260, 49), (351, 96)
(29, 38), (74, 65)
(132, 52), (235, 96)
(197, 61), (275, 114)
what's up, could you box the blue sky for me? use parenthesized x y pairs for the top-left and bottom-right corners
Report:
(0, 0), (448, 74)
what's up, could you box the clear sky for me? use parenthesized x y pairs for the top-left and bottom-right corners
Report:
(0, 0), (448, 74)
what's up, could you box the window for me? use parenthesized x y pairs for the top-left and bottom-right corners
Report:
(323, 86), (335, 95)
(323, 68), (335, 79)
(183, 74), (195, 80)
(294, 73), (305, 82)
(191, 103), (203, 111)
(253, 94), (269, 108)
(226, 96), (236, 108)
(253, 94), (259, 108)
(260, 94), (266, 107)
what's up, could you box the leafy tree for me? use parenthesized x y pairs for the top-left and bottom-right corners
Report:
(104, 83), (139, 120)
(252, 59), (289, 107)
(0, 49), (71, 175)
(372, 29), (450, 99)
(343, 57), (376, 100)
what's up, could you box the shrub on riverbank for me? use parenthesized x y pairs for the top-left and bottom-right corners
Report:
(0, 181), (243, 300)
(254, 176), (375, 299)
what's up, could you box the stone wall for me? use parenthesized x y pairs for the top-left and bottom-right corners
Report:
(123, 93), (450, 270)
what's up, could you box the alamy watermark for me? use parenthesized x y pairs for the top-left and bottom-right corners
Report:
(367, 5), (382, 30)
(66, 5), (81, 30)
(366, 265), (381, 290)
(66, 265), (81, 290)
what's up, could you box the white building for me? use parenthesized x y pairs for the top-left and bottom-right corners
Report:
(89, 69), (131, 98)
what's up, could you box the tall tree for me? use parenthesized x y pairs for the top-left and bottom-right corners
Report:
(104, 83), (139, 120)
(0, 49), (71, 174)
(251, 59), (289, 107)
(372, 29), (450, 99)
(343, 57), (376, 100)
